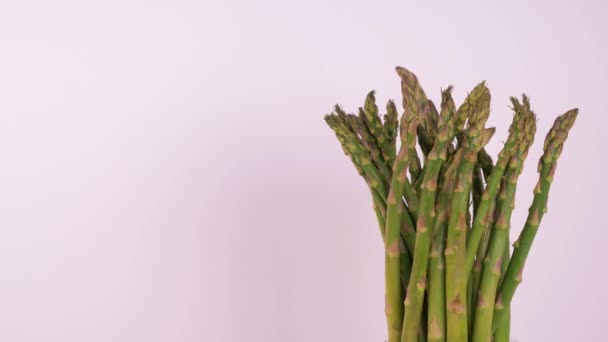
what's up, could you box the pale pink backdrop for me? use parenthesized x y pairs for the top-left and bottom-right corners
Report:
(0, 1), (605, 341)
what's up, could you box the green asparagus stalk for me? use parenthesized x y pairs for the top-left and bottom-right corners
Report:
(353, 105), (420, 221)
(326, 110), (420, 254)
(373, 105), (420, 220)
(472, 180), (515, 342)
(439, 86), (456, 121)
(417, 99), (440, 159)
(472, 98), (536, 342)
(417, 123), (435, 159)
(464, 107), (528, 276)
(326, 111), (416, 311)
(325, 113), (386, 198)
(423, 99), (439, 137)
(324, 114), (389, 240)
(427, 148), (464, 342)
(445, 87), (494, 342)
(418, 87), (459, 195)
(402, 81), (487, 342)
(466, 269), (474, 338)
(400, 235), (413, 289)
(350, 112), (392, 182)
(426, 86), (464, 341)
(325, 113), (389, 207)
(348, 104), (418, 249)
(492, 309), (510, 342)
(362, 90), (393, 165)
(388, 109), (418, 281)
(469, 192), (496, 330)
(372, 188), (387, 229)
(492, 108), (578, 331)
(498, 239), (510, 288)
(395, 66), (427, 181)
(384, 99), (400, 166)
(325, 113), (388, 196)
(438, 86), (458, 165)
(344, 114), (391, 184)
(385, 115), (419, 342)
(492, 242), (511, 342)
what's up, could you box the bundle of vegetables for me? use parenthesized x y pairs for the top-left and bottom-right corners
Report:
(324, 67), (578, 342)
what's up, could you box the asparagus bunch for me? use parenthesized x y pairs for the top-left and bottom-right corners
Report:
(324, 67), (578, 342)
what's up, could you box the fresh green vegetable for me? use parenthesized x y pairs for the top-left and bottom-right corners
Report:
(324, 67), (578, 342)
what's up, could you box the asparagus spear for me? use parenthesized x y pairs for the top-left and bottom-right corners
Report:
(326, 118), (389, 246)
(348, 112), (392, 181)
(415, 89), (458, 194)
(492, 108), (578, 331)
(326, 112), (416, 307)
(384, 99), (400, 166)
(325, 113), (386, 199)
(350, 102), (420, 240)
(402, 82), (487, 342)
(325, 113), (387, 194)
(353, 105), (420, 220)
(492, 242), (511, 342)
(439, 85), (456, 121)
(343, 136), (388, 234)
(395, 66), (426, 181)
(342, 108), (417, 252)
(423, 99), (440, 138)
(472, 98), (537, 342)
(492, 310), (510, 342)
(425, 85), (462, 341)
(466, 267), (474, 338)
(464, 107), (528, 276)
(362, 90), (394, 166)
(384, 104), (419, 275)
(326, 111), (419, 250)
(417, 99), (440, 160)
(445, 87), (494, 342)
(469, 198), (496, 332)
(427, 147), (464, 342)
(385, 114), (419, 342)
(372, 187), (387, 228)
(417, 124), (435, 158)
